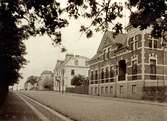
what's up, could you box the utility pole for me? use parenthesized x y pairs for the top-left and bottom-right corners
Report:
(62, 69), (65, 94)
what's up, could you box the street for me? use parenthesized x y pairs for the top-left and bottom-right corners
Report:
(21, 91), (167, 121)
(0, 92), (41, 121)
(0, 91), (167, 121)
(0, 92), (72, 121)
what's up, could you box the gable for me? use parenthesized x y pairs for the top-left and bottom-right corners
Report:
(97, 31), (114, 52)
(97, 31), (127, 53)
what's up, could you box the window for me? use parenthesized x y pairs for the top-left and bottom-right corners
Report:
(132, 60), (137, 80)
(120, 85), (123, 94)
(135, 34), (142, 41)
(91, 71), (94, 80)
(95, 70), (98, 80)
(95, 87), (97, 94)
(105, 67), (109, 82)
(105, 87), (108, 94)
(154, 40), (157, 48)
(150, 59), (156, 80)
(101, 87), (104, 94)
(101, 69), (104, 83)
(71, 69), (75, 75)
(135, 41), (138, 49)
(110, 86), (113, 94)
(129, 37), (138, 50)
(128, 37), (133, 50)
(130, 42), (134, 50)
(110, 67), (114, 82)
(132, 85), (136, 94)
(149, 39), (152, 48)
(90, 87), (93, 94)
(118, 60), (126, 81)
(74, 59), (78, 65)
(149, 39), (158, 48)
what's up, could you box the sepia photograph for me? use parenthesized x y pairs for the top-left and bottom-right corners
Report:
(0, 0), (167, 121)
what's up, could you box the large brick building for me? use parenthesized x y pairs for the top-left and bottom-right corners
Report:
(88, 26), (167, 100)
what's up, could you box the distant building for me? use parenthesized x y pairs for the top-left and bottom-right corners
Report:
(53, 54), (89, 92)
(38, 70), (54, 90)
(88, 27), (167, 100)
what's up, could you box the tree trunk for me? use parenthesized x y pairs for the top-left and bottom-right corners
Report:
(0, 83), (8, 107)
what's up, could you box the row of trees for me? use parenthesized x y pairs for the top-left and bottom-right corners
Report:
(0, 0), (166, 104)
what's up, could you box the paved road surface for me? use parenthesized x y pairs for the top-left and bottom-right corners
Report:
(0, 92), (71, 121)
(0, 92), (41, 121)
(22, 91), (167, 121)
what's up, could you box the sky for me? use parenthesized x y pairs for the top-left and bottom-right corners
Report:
(15, 0), (129, 89)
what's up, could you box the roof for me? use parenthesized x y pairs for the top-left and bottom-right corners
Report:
(88, 31), (127, 62)
(97, 31), (127, 53)
(63, 54), (89, 66)
(41, 70), (53, 75)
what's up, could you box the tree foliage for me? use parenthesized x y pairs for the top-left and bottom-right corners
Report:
(26, 76), (38, 85)
(0, 0), (125, 87)
(0, 0), (68, 87)
(40, 76), (54, 90)
(127, 0), (167, 39)
(71, 74), (87, 86)
(67, 0), (124, 37)
(1, 0), (167, 88)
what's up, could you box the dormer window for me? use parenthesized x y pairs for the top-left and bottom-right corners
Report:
(149, 39), (158, 48)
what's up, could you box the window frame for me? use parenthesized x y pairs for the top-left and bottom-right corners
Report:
(150, 59), (156, 80)
(132, 60), (137, 80)
(71, 69), (75, 76)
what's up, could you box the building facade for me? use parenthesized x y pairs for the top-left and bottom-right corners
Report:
(88, 27), (167, 100)
(53, 54), (89, 92)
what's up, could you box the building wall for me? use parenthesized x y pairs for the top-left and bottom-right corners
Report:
(89, 27), (167, 100)
(64, 66), (89, 88)
(53, 55), (89, 92)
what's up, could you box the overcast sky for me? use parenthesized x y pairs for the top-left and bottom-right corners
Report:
(15, 0), (129, 89)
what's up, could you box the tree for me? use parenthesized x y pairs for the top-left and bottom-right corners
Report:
(127, 0), (167, 39)
(39, 76), (54, 90)
(0, 0), (165, 105)
(67, 0), (124, 37)
(26, 76), (38, 85)
(0, 0), (124, 102)
(0, 0), (68, 104)
(71, 74), (86, 86)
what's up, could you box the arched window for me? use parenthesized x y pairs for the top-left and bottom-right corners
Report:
(101, 69), (104, 83)
(110, 66), (114, 82)
(105, 67), (109, 82)
(118, 60), (126, 81)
